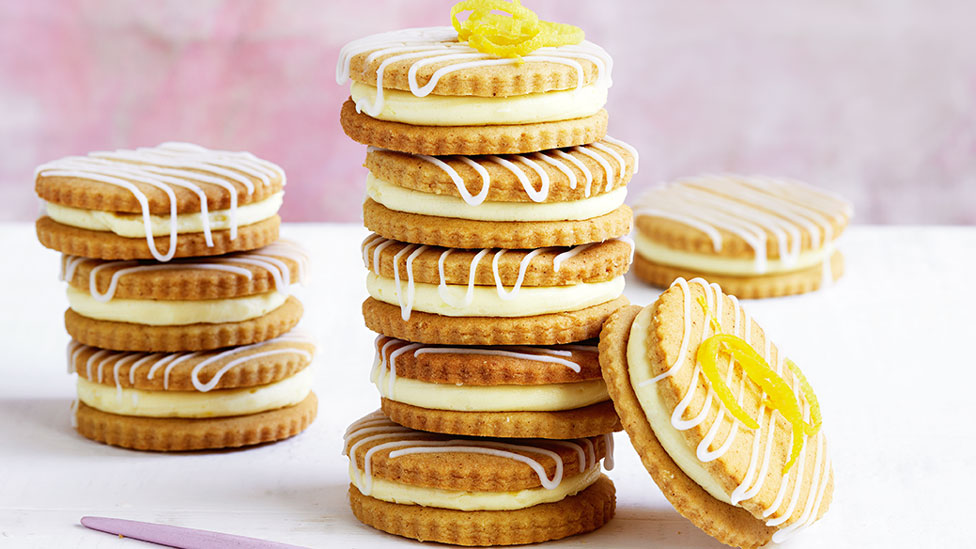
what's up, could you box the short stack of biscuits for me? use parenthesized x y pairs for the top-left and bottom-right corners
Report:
(337, 25), (636, 545)
(35, 143), (317, 451)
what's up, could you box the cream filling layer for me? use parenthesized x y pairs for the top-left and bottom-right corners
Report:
(350, 81), (607, 126)
(351, 465), (601, 511)
(76, 366), (313, 418)
(635, 231), (831, 276)
(45, 192), (283, 238)
(367, 173), (627, 222)
(366, 272), (624, 318)
(373, 372), (609, 412)
(66, 286), (288, 326)
(627, 306), (733, 504)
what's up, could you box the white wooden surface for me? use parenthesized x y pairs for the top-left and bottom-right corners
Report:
(1, 223), (973, 548)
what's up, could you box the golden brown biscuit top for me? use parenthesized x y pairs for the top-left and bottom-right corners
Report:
(70, 329), (315, 391)
(365, 137), (636, 204)
(35, 142), (285, 214)
(634, 174), (853, 259)
(361, 234), (632, 288)
(337, 27), (611, 98)
(344, 411), (610, 492)
(372, 336), (602, 386)
(639, 277), (832, 533)
(61, 240), (307, 301)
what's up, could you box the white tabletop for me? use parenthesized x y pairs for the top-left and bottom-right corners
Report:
(1, 222), (973, 548)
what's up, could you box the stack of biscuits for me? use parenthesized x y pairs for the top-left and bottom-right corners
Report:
(34, 142), (317, 451)
(337, 23), (636, 545)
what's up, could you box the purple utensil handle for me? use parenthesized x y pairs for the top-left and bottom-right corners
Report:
(81, 516), (308, 549)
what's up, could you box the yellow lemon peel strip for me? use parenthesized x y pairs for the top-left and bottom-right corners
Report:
(695, 297), (822, 473)
(450, 0), (585, 60)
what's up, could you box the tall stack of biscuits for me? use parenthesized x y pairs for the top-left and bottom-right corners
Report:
(34, 143), (317, 451)
(337, 18), (637, 546)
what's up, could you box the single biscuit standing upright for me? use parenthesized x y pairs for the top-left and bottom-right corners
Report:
(336, 26), (614, 155)
(69, 328), (318, 451)
(599, 277), (833, 548)
(344, 411), (616, 546)
(631, 174), (853, 298)
(35, 142), (286, 262)
(60, 241), (308, 352)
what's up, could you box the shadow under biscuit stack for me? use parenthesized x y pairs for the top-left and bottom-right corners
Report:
(34, 143), (318, 451)
(336, 19), (639, 546)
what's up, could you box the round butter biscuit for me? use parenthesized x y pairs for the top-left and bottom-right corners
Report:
(74, 392), (317, 452)
(363, 296), (628, 346)
(363, 199), (631, 249)
(365, 138), (636, 204)
(341, 100), (608, 156)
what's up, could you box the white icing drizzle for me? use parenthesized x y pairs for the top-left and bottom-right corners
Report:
(343, 412), (604, 496)
(372, 336), (593, 387)
(638, 277), (828, 531)
(61, 240), (307, 303)
(634, 174), (852, 274)
(400, 136), (633, 204)
(362, 235), (631, 318)
(336, 26), (612, 118)
(36, 142), (285, 262)
(66, 330), (314, 393)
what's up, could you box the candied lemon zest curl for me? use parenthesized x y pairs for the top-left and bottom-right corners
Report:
(694, 298), (822, 473)
(450, 0), (585, 60)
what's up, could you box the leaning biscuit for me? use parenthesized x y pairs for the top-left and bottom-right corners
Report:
(370, 336), (620, 438)
(343, 411), (615, 545)
(599, 278), (833, 548)
(631, 174), (853, 297)
(34, 142), (287, 261)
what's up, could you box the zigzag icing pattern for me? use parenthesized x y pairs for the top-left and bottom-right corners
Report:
(60, 240), (307, 302)
(336, 26), (613, 118)
(66, 329), (315, 395)
(37, 142), (285, 262)
(342, 411), (613, 496)
(370, 335), (598, 399)
(634, 174), (852, 279)
(370, 135), (637, 205)
(361, 234), (633, 321)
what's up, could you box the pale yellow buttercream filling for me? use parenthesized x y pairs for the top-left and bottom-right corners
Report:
(628, 306), (733, 504)
(76, 366), (313, 418)
(351, 465), (601, 511)
(367, 173), (627, 222)
(350, 81), (607, 126)
(45, 192), (283, 238)
(366, 272), (624, 317)
(373, 370), (609, 412)
(634, 231), (831, 276)
(66, 286), (288, 326)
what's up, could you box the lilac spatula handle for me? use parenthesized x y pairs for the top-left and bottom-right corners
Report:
(81, 516), (308, 549)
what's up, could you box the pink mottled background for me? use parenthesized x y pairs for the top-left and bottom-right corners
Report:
(1, 0), (974, 224)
